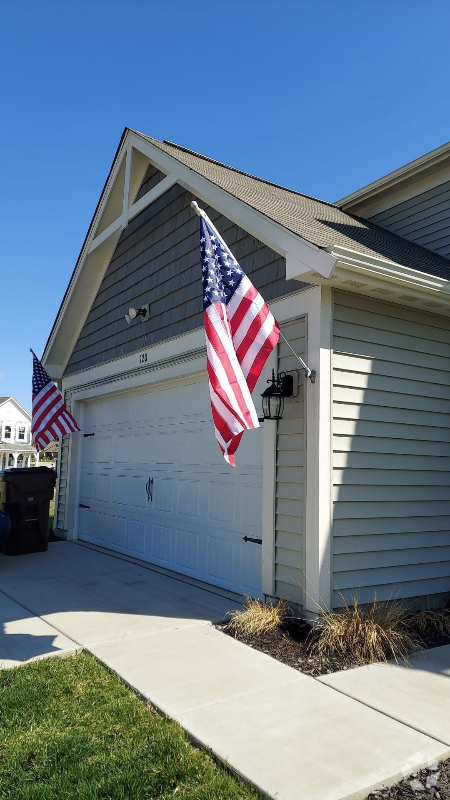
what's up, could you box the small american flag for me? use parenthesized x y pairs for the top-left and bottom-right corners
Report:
(199, 210), (279, 467)
(31, 352), (80, 451)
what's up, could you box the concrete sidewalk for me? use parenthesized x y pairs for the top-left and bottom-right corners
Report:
(1, 542), (450, 800)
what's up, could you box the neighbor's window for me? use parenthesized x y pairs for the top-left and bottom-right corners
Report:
(4, 426), (11, 440)
(18, 426), (25, 440)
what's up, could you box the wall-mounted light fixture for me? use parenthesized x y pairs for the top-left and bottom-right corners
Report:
(260, 369), (294, 420)
(125, 304), (150, 324)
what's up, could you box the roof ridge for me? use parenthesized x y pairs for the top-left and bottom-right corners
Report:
(158, 138), (339, 210)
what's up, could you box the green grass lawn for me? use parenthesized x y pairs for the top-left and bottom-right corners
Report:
(48, 494), (55, 532)
(0, 653), (258, 800)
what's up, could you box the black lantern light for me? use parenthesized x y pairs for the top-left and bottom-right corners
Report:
(260, 370), (294, 420)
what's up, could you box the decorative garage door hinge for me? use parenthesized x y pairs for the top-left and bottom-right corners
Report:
(79, 503), (90, 509)
(242, 536), (262, 545)
(83, 433), (95, 437)
(146, 477), (153, 502)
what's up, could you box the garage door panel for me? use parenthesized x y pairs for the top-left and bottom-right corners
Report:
(176, 479), (200, 518)
(128, 473), (148, 508)
(150, 523), (172, 563)
(174, 529), (199, 573)
(108, 515), (127, 549)
(97, 437), (112, 463)
(82, 438), (96, 464)
(153, 477), (173, 513)
(128, 519), (146, 556)
(241, 482), (263, 532)
(207, 535), (235, 584)
(80, 509), (107, 544)
(132, 431), (154, 463)
(208, 480), (236, 524)
(114, 435), (130, 463)
(80, 470), (94, 501)
(111, 472), (129, 505)
(94, 471), (109, 503)
(78, 376), (263, 596)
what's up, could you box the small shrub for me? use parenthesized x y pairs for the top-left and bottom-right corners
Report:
(308, 596), (421, 665)
(224, 597), (287, 638)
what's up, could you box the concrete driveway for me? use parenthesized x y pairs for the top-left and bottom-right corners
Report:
(1, 541), (450, 800)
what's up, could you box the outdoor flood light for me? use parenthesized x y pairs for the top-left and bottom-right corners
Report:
(125, 304), (150, 324)
(260, 370), (294, 420)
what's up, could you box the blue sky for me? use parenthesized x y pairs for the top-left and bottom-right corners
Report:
(2, 0), (450, 412)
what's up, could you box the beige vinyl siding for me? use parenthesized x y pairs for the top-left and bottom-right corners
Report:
(369, 180), (450, 258)
(274, 317), (306, 605)
(332, 291), (450, 606)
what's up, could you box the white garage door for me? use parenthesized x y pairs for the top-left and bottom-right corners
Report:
(77, 374), (263, 596)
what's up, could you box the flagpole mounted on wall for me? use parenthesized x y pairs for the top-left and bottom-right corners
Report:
(191, 200), (316, 383)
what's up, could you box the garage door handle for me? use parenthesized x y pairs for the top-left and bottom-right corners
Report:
(83, 433), (95, 438)
(79, 503), (90, 509)
(146, 477), (153, 502)
(242, 536), (262, 545)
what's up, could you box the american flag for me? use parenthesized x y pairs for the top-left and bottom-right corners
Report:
(31, 352), (80, 451)
(199, 211), (279, 467)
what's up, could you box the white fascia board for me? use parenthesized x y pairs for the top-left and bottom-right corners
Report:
(337, 141), (450, 208)
(287, 244), (450, 308)
(42, 135), (130, 367)
(128, 132), (336, 276)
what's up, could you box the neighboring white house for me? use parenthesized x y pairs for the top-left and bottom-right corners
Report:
(0, 397), (38, 469)
(41, 130), (450, 612)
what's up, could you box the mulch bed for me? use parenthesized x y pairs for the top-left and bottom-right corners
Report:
(219, 610), (450, 798)
(368, 760), (450, 799)
(219, 614), (450, 677)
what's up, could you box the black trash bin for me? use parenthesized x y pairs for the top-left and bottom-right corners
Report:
(1, 468), (56, 556)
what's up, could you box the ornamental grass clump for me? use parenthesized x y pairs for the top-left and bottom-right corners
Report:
(225, 596), (287, 638)
(309, 596), (421, 665)
(406, 607), (450, 640)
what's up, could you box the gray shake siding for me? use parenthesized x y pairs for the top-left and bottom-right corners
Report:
(332, 291), (450, 606)
(65, 177), (301, 376)
(368, 180), (450, 258)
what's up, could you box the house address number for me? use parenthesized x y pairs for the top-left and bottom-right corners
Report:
(139, 353), (148, 364)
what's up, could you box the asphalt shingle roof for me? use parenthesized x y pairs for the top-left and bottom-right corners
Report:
(137, 133), (450, 282)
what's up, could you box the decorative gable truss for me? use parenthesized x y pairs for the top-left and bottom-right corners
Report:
(42, 129), (335, 379)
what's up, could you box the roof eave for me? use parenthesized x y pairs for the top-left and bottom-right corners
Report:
(286, 245), (450, 317)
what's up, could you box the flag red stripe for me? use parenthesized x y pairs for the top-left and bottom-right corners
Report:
(228, 284), (259, 337)
(245, 322), (280, 393)
(32, 384), (58, 421)
(235, 303), (270, 366)
(205, 312), (255, 430)
(33, 394), (64, 435)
